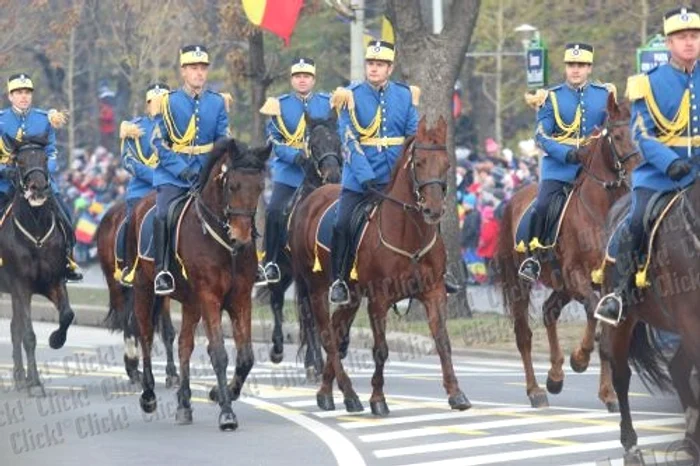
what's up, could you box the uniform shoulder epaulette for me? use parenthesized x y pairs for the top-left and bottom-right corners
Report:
(120, 120), (144, 139)
(592, 81), (617, 102)
(259, 96), (281, 116)
(626, 74), (650, 101)
(524, 88), (550, 109)
(47, 109), (68, 128)
(393, 82), (421, 106)
(331, 86), (355, 110)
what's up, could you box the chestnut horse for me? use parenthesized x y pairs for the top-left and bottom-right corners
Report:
(495, 96), (640, 410)
(290, 116), (471, 416)
(267, 114), (342, 382)
(599, 177), (700, 460)
(96, 200), (179, 387)
(131, 139), (271, 430)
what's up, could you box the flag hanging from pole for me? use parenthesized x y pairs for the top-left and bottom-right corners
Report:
(242, 0), (304, 46)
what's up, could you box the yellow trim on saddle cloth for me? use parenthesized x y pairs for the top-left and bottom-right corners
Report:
(627, 74), (690, 144)
(635, 189), (686, 289)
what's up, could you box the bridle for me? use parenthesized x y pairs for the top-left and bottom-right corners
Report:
(307, 125), (342, 181)
(14, 144), (49, 193)
(578, 118), (639, 191)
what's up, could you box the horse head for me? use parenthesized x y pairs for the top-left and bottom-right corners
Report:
(5, 134), (51, 207)
(410, 116), (450, 225)
(305, 111), (342, 184)
(204, 138), (271, 248)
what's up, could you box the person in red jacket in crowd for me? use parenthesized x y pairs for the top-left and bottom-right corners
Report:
(476, 205), (500, 284)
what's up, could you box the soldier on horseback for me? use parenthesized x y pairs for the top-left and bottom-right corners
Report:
(151, 45), (246, 295)
(118, 83), (170, 284)
(259, 57), (331, 285)
(518, 43), (612, 282)
(328, 41), (419, 305)
(595, 6), (700, 326)
(0, 73), (82, 282)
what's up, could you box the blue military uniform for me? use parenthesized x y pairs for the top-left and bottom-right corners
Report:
(0, 72), (81, 281)
(329, 41), (419, 304)
(518, 43), (612, 283)
(151, 45), (229, 295)
(118, 82), (169, 284)
(595, 6), (700, 326)
(260, 57), (332, 284)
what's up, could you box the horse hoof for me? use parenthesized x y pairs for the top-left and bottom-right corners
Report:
(344, 396), (364, 413)
(316, 393), (335, 411)
(623, 447), (644, 465)
(569, 352), (589, 373)
(448, 391), (472, 411)
(27, 384), (46, 398)
(140, 394), (157, 414)
(269, 348), (284, 365)
(49, 330), (67, 349)
(606, 401), (619, 413)
(370, 400), (390, 417)
(528, 391), (549, 408)
(128, 370), (142, 385)
(175, 407), (193, 425)
(546, 377), (563, 395)
(305, 367), (320, 385)
(218, 411), (238, 431)
(165, 374), (181, 389)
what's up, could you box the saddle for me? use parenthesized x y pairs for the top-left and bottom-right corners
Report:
(314, 196), (379, 278)
(514, 185), (574, 253)
(592, 189), (686, 288)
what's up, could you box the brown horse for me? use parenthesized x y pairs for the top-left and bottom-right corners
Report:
(131, 139), (271, 430)
(96, 199), (179, 387)
(290, 116), (471, 416)
(495, 95), (640, 410)
(599, 177), (700, 459)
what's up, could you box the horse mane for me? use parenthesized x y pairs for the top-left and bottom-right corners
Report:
(384, 135), (416, 193)
(199, 138), (267, 187)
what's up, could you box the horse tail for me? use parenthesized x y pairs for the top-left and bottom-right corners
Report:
(628, 321), (673, 393)
(151, 295), (164, 330)
(103, 303), (124, 332)
(494, 199), (529, 316)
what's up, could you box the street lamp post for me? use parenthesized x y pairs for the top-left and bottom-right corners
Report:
(515, 24), (546, 90)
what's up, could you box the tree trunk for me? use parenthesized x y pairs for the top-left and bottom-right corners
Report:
(248, 31), (269, 146)
(67, 27), (76, 167)
(494, 0), (503, 147)
(386, 0), (481, 318)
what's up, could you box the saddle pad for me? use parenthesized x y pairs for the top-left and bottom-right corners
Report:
(138, 206), (156, 260)
(514, 189), (574, 253)
(114, 217), (127, 263)
(315, 200), (371, 256)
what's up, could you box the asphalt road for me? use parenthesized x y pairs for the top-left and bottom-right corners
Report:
(0, 319), (687, 466)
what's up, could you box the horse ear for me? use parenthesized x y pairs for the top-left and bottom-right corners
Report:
(327, 109), (338, 127)
(416, 116), (427, 139)
(435, 115), (448, 142)
(606, 92), (619, 119)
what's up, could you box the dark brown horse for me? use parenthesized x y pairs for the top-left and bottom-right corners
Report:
(131, 139), (271, 430)
(267, 114), (342, 382)
(290, 116), (471, 415)
(1, 137), (77, 397)
(599, 176), (700, 460)
(96, 199), (179, 387)
(495, 95), (640, 410)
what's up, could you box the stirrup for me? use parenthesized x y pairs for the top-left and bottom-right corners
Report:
(254, 265), (268, 287)
(593, 292), (624, 327)
(154, 270), (175, 295)
(517, 257), (540, 283)
(264, 262), (281, 284)
(329, 279), (350, 305)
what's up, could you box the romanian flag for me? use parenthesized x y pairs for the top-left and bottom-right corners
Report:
(242, 0), (304, 46)
(75, 212), (99, 245)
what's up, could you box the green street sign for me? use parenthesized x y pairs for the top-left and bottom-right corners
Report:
(637, 34), (670, 73)
(526, 35), (548, 89)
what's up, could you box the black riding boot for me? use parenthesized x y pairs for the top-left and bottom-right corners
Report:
(54, 199), (83, 282)
(518, 211), (546, 283)
(263, 212), (282, 284)
(329, 226), (351, 305)
(154, 217), (175, 295)
(595, 228), (638, 326)
(118, 216), (133, 287)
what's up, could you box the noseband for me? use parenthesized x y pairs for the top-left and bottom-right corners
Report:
(580, 119), (639, 190)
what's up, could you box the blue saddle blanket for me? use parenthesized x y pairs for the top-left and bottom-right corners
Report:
(316, 201), (338, 250)
(115, 218), (127, 262)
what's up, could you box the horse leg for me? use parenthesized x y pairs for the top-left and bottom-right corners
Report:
(512, 287), (547, 407)
(10, 294), (26, 390)
(123, 287), (141, 384)
(45, 283), (75, 350)
(16, 292), (44, 397)
(570, 288), (599, 373)
(603, 319), (639, 454)
(175, 301), (200, 426)
(367, 298), (390, 417)
(269, 275), (291, 364)
(297, 278), (323, 384)
(201, 296), (237, 431)
(159, 299), (180, 388)
(226, 292), (255, 402)
(667, 345), (699, 449)
(422, 290), (471, 410)
(542, 290), (569, 395)
(135, 289), (157, 414)
(336, 304), (358, 361)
